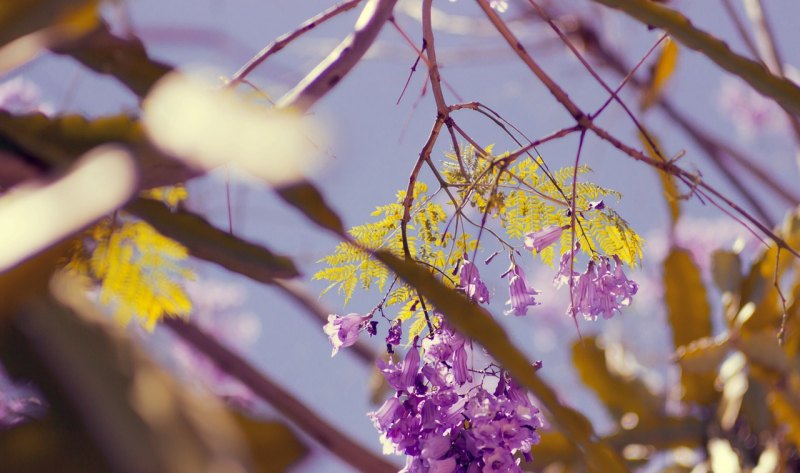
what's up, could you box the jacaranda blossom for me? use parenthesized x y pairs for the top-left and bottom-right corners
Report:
(323, 312), (371, 356)
(524, 225), (567, 253)
(502, 264), (540, 316)
(370, 322), (542, 472)
(568, 255), (638, 320)
(553, 243), (580, 289)
(458, 259), (490, 304)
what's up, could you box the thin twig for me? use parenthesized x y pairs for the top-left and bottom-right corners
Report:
(229, 0), (362, 87)
(278, 0), (399, 111)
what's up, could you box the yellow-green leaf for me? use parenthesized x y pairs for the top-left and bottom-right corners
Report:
(638, 130), (680, 224)
(234, 415), (307, 473)
(663, 247), (716, 405)
(572, 336), (663, 422)
(641, 38), (678, 110)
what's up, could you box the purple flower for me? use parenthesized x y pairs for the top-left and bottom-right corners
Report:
(378, 343), (421, 391)
(370, 396), (405, 430)
(568, 256), (638, 320)
(553, 243), (580, 288)
(503, 264), (540, 316)
(428, 456), (457, 473)
(524, 225), (567, 253)
(458, 259), (490, 304)
(323, 312), (371, 356)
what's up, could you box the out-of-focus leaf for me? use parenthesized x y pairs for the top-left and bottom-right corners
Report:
(0, 0), (99, 71)
(277, 180), (627, 471)
(0, 417), (107, 473)
(607, 416), (704, 451)
(663, 247), (716, 404)
(638, 131), (679, 225)
(737, 210), (800, 332)
(0, 278), (253, 473)
(233, 414), (306, 473)
(717, 352), (747, 431)
(0, 112), (194, 189)
(708, 438), (741, 473)
(641, 38), (678, 110)
(523, 432), (578, 470)
(740, 376), (773, 437)
(572, 337), (662, 421)
(711, 250), (742, 295)
(590, 0), (800, 116)
(736, 329), (792, 376)
(0, 0), (97, 47)
(768, 383), (800, 449)
(277, 181), (346, 235)
(674, 335), (730, 373)
(753, 441), (780, 473)
(0, 243), (64, 326)
(127, 198), (300, 281)
(53, 22), (170, 97)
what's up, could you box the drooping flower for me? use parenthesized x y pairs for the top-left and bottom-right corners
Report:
(553, 243), (580, 289)
(323, 312), (371, 356)
(524, 225), (567, 253)
(503, 264), (540, 316)
(568, 256), (638, 320)
(458, 259), (490, 304)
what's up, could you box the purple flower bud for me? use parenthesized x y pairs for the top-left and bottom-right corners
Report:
(453, 343), (471, 385)
(386, 319), (402, 346)
(588, 200), (605, 211)
(524, 225), (567, 252)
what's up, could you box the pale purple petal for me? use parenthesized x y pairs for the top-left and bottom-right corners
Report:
(524, 225), (566, 252)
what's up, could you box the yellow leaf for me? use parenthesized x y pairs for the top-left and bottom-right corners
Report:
(641, 38), (679, 110)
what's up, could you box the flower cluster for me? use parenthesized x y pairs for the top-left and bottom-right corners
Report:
(369, 326), (542, 473)
(555, 249), (638, 320)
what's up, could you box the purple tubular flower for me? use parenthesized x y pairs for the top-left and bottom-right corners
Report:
(370, 396), (405, 430)
(458, 259), (490, 304)
(553, 243), (580, 288)
(452, 343), (471, 385)
(428, 456), (457, 473)
(504, 265), (540, 316)
(524, 225), (566, 252)
(323, 313), (370, 356)
(568, 256), (638, 320)
(421, 435), (451, 460)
